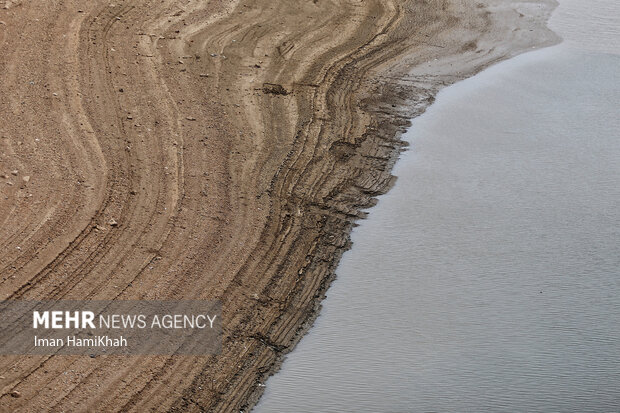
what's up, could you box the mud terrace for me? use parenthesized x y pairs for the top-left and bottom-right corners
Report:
(0, 0), (556, 411)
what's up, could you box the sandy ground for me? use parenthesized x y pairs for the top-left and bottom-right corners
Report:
(0, 0), (556, 411)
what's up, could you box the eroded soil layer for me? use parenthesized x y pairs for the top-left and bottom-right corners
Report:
(0, 0), (556, 411)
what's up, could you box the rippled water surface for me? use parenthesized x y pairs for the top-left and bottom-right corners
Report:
(256, 1), (620, 411)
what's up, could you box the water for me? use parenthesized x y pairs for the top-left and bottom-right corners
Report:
(255, 1), (620, 411)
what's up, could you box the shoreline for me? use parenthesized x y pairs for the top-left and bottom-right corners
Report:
(0, 0), (558, 411)
(245, 0), (560, 411)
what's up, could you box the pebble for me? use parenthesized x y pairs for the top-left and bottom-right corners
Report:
(186, 116), (196, 121)
(22, 176), (30, 183)
(9, 390), (21, 398)
(10, 170), (18, 176)
(108, 218), (118, 227)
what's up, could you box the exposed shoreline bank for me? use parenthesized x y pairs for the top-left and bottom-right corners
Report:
(246, 0), (560, 411)
(258, 0), (620, 409)
(0, 0), (557, 411)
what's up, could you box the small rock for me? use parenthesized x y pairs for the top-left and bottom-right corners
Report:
(199, 73), (209, 78)
(108, 218), (118, 227)
(262, 83), (288, 96)
(10, 170), (18, 176)
(9, 390), (21, 398)
(126, 115), (133, 120)
(185, 116), (196, 121)
(22, 176), (30, 183)
(1, 174), (7, 179)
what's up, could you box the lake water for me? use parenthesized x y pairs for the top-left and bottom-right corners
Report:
(255, 1), (620, 411)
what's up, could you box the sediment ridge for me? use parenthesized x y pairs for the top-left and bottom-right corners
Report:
(0, 0), (557, 411)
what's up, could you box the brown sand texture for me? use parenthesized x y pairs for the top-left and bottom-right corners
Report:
(0, 0), (557, 411)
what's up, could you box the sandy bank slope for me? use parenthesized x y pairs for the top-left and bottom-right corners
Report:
(0, 0), (556, 411)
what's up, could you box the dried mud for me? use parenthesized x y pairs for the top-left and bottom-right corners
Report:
(0, 0), (557, 411)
